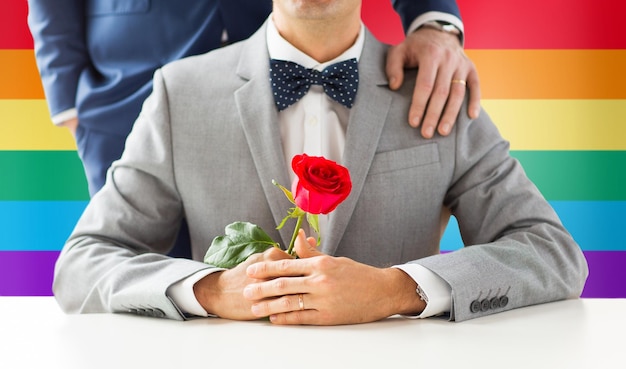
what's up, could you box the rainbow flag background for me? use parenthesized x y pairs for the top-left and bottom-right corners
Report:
(1, 0), (624, 297)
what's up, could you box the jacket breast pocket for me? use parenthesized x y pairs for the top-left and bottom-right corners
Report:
(87, 0), (151, 15)
(368, 143), (440, 176)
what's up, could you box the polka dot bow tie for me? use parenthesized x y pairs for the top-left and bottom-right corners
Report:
(269, 58), (359, 111)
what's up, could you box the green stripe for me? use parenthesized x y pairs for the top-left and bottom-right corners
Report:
(511, 151), (626, 201)
(1, 150), (624, 201)
(0, 151), (89, 200)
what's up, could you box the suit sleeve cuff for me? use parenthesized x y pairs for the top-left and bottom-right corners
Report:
(166, 268), (225, 317)
(51, 108), (78, 126)
(407, 11), (464, 46)
(392, 263), (452, 318)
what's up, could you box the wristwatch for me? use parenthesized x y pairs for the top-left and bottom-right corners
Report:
(419, 20), (461, 36)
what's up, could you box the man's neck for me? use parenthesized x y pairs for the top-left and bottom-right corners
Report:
(272, 15), (360, 63)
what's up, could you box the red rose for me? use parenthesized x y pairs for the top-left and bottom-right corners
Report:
(205, 154), (353, 265)
(291, 154), (352, 215)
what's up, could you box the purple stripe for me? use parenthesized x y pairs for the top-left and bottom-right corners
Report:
(581, 251), (626, 298)
(0, 251), (624, 297)
(0, 251), (58, 296)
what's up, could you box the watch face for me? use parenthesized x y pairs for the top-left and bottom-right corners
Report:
(435, 21), (461, 35)
(441, 24), (461, 35)
(424, 21), (461, 36)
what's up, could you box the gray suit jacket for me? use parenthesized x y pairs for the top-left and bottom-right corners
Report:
(54, 23), (588, 322)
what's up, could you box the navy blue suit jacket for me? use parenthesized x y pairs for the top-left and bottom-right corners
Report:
(28, 0), (460, 138)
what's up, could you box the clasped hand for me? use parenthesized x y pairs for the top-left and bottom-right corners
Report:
(195, 230), (425, 325)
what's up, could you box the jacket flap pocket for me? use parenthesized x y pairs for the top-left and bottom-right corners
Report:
(369, 143), (439, 175)
(87, 0), (151, 15)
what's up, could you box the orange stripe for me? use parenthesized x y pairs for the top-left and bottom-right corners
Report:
(2, 49), (625, 100)
(466, 49), (626, 99)
(0, 50), (44, 99)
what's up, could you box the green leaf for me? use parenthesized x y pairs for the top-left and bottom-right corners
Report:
(204, 222), (279, 269)
(276, 206), (305, 230)
(272, 179), (295, 204)
(306, 213), (321, 246)
(276, 212), (292, 230)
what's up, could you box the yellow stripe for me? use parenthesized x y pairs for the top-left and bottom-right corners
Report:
(0, 100), (626, 150)
(0, 100), (76, 150)
(484, 99), (626, 150)
(2, 99), (624, 151)
(465, 50), (626, 99)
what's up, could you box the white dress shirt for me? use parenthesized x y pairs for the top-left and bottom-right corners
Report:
(168, 16), (452, 319)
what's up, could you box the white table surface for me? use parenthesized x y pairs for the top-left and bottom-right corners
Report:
(1, 297), (623, 368)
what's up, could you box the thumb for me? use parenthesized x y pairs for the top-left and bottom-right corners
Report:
(294, 229), (322, 259)
(385, 44), (406, 91)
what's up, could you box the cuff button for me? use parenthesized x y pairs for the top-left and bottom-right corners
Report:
(470, 300), (481, 313)
(499, 295), (509, 308)
(490, 297), (500, 310)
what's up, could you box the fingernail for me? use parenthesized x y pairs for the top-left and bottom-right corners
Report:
(247, 264), (257, 275)
(411, 117), (421, 127)
(251, 304), (261, 315)
(423, 127), (434, 138)
(440, 124), (450, 135)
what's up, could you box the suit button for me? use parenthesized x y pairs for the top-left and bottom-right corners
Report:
(490, 297), (500, 310)
(470, 300), (481, 313)
(480, 299), (490, 312)
(499, 296), (509, 308)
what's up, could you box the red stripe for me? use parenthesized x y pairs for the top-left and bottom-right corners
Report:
(7, 1), (625, 50)
(0, 0), (33, 49)
(457, 0), (626, 49)
(362, 0), (626, 49)
(361, 1), (405, 45)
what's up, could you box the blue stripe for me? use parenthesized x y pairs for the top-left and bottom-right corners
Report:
(1, 200), (624, 252)
(0, 201), (87, 251)
(441, 201), (626, 252)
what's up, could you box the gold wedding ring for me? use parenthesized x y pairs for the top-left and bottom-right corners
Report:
(451, 79), (467, 86)
(298, 294), (305, 311)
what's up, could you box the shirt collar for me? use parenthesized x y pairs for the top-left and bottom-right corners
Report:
(266, 15), (364, 71)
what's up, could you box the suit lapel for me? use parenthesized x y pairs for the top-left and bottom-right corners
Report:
(322, 31), (393, 256)
(234, 23), (294, 248)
